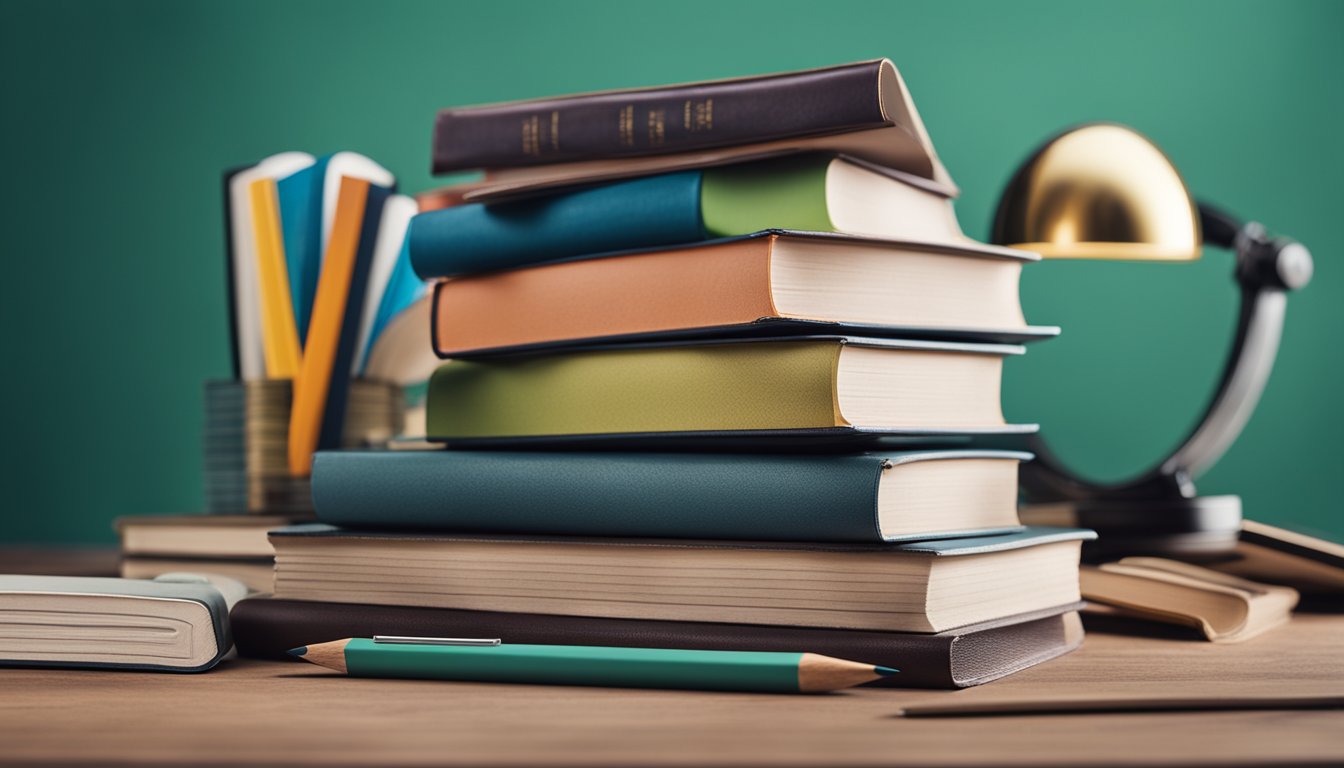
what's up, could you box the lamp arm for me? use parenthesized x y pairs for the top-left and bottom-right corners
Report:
(1157, 203), (1314, 482)
(1161, 284), (1285, 487)
(1018, 204), (1312, 504)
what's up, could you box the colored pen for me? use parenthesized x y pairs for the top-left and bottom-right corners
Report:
(288, 636), (897, 693)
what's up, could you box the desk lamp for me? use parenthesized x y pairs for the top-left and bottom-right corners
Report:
(992, 124), (1313, 559)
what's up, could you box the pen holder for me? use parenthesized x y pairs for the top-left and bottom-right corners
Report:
(204, 378), (403, 514)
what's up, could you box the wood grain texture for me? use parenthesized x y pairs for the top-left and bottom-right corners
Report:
(1, 608), (1341, 766)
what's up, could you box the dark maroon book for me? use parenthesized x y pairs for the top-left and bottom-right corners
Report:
(432, 60), (892, 173)
(231, 597), (1083, 689)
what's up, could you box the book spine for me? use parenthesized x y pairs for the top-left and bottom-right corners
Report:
(408, 171), (706, 278)
(311, 451), (887, 542)
(431, 61), (887, 173)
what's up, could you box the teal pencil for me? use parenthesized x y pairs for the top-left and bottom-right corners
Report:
(289, 638), (897, 693)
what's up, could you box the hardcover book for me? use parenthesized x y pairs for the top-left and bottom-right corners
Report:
(0, 574), (245, 672)
(425, 336), (1034, 444)
(231, 598), (1084, 689)
(116, 514), (297, 558)
(310, 449), (1031, 543)
(409, 155), (963, 279)
(269, 525), (1094, 633)
(431, 231), (1054, 357)
(431, 59), (956, 199)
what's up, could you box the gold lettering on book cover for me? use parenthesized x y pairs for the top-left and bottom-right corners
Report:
(618, 105), (635, 147)
(686, 99), (713, 132)
(521, 115), (541, 157)
(647, 108), (666, 146)
(550, 111), (560, 151)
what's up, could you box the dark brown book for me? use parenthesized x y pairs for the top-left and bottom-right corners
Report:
(431, 60), (944, 183)
(230, 598), (1083, 689)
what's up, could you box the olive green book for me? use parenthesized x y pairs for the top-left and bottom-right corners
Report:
(426, 336), (1033, 444)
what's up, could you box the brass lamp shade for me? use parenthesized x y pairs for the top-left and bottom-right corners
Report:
(992, 124), (1202, 260)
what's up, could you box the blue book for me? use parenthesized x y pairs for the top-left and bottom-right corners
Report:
(277, 156), (331, 342)
(409, 170), (704, 279)
(311, 449), (1032, 543)
(407, 154), (965, 279)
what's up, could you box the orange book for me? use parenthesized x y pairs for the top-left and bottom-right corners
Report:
(288, 177), (370, 476)
(432, 232), (1044, 357)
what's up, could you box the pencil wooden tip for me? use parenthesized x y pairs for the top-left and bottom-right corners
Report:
(797, 653), (891, 692)
(290, 639), (350, 674)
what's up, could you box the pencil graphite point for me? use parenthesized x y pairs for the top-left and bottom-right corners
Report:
(876, 666), (899, 676)
(287, 646), (308, 657)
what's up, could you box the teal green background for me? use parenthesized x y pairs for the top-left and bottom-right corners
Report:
(2, 0), (1339, 544)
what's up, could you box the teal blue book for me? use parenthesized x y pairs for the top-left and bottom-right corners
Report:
(410, 170), (703, 278)
(408, 154), (962, 278)
(311, 449), (1031, 543)
(277, 155), (331, 342)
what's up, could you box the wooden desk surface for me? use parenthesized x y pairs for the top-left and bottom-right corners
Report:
(1, 554), (1342, 766)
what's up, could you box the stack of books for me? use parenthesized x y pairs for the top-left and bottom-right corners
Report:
(233, 60), (1096, 689)
(119, 151), (437, 588)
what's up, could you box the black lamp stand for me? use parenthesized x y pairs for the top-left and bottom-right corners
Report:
(1021, 204), (1314, 560)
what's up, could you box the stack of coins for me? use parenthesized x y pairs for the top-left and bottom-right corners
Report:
(204, 379), (402, 514)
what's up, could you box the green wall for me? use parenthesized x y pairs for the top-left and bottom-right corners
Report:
(2, 0), (1340, 543)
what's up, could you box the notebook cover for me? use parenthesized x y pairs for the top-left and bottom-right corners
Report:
(230, 597), (1083, 688)
(311, 449), (1032, 543)
(0, 575), (232, 673)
